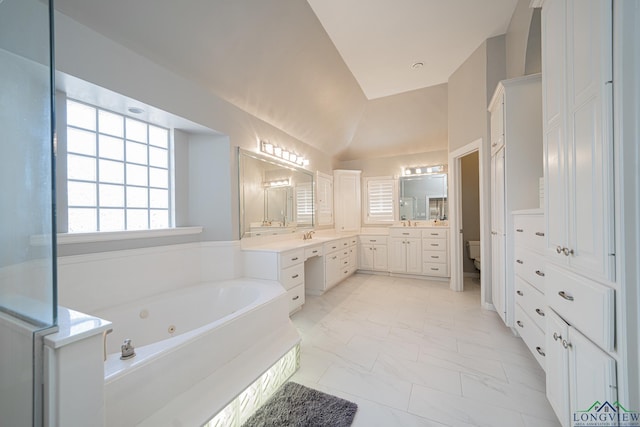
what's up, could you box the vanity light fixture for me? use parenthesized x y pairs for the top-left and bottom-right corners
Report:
(403, 164), (445, 176)
(260, 140), (308, 167)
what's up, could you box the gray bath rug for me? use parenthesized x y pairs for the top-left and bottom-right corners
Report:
(242, 381), (358, 427)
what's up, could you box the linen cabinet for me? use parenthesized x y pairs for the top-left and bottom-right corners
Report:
(333, 170), (361, 232)
(540, 0), (617, 425)
(488, 74), (543, 328)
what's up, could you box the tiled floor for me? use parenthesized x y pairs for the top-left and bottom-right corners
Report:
(290, 273), (561, 427)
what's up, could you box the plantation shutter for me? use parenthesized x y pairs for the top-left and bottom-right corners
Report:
(295, 183), (313, 224)
(367, 179), (395, 222)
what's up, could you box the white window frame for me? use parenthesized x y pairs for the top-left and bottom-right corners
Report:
(363, 176), (397, 224)
(65, 99), (173, 233)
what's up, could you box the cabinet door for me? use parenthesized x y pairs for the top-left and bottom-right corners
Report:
(325, 252), (341, 288)
(317, 173), (333, 226)
(564, 0), (613, 282)
(546, 309), (571, 427)
(373, 244), (388, 271)
(491, 233), (506, 323)
(405, 238), (422, 274)
(359, 245), (374, 270)
(490, 97), (505, 155)
(388, 238), (406, 273)
(568, 326), (617, 419)
(491, 147), (506, 234)
(335, 172), (361, 232)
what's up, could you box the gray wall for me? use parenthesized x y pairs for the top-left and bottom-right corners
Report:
(506, 0), (541, 78)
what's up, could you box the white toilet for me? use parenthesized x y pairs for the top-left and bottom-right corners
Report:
(466, 240), (481, 271)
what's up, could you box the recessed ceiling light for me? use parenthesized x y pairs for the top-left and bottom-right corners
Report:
(411, 62), (424, 69)
(128, 107), (145, 114)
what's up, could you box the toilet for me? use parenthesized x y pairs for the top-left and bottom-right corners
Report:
(466, 240), (481, 271)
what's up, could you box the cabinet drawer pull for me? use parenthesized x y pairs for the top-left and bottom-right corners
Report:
(556, 246), (563, 254)
(535, 308), (545, 317)
(562, 339), (572, 349)
(292, 295), (300, 301)
(516, 290), (524, 296)
(344, 270), (349, 274)
(332, 256), (337, 260)
(402, 232), (410, 235)
(516, 320), (524, 328)
(553, 332), (561, 341)
(430, 233), (439, 236)
(291, 274), (299, 279)
(535, 270), (545, 277)
(291, 257), (299, 261)
(536, 346), (546, 357)
(370, 239), (377, 242)
(331, 246), (337, 250)
(516, 228), (524, 233)
(562, 247), (574, 256)
(430, 268), (439, 271)
(516, 259), (524, 264)
(312, 250), (318, 254)
(430, 243), (439, 247)
(492, 142), (497, 147)
(430, 256), (440, 259)
(558, 291), (574, 301)
(535, 232), (545, 237)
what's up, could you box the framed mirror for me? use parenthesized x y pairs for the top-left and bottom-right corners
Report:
(238, 149), (314, 238)
(399, 173), (448, 221)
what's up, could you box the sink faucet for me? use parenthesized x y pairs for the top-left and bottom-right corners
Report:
(303, 230), (315, 240)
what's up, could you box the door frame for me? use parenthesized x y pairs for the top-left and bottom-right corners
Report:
(449, 139), (492, 308)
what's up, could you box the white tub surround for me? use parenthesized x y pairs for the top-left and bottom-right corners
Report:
(96, 279), (296, 426)
(44, 307), (112, 427)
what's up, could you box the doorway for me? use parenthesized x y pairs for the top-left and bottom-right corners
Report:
(449, 139), (492, 309)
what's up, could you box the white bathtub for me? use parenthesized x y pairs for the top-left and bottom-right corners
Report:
(94, 278), (299, 426)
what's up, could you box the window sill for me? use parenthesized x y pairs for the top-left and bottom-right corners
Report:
(45, 227), (203, 246)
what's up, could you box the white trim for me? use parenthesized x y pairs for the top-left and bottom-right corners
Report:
(54, 226), (203, 245)
(448, 139), (488, 308)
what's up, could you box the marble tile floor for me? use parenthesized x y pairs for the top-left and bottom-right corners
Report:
(290, 273), (561, 427)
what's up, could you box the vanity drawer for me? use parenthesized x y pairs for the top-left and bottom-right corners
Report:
(359, 235), (387, 245)
(514, 247), (546, 293)
(280, 249), (304, 269)
(545, 263), (614, 351)
(515, 276), (547, 331)
(422, 238), (447, 251)
(287, 284), (305, 314)
(514, 305), (546, 370)
(513, 215), (545, 253)
(280, 263), (304, 290)
(324, 240), (341, 253)
(390, 228), (422, 238)
(423, 250), (447, 264)
(304, 245), (323, 260)
(422, 228), (448, 239)
(423, 262), (448, 277)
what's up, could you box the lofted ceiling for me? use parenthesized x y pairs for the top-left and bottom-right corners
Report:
(53, 0), (520, 161)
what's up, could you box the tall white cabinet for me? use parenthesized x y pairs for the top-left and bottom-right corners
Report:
(541, 0), (617, 425)
(316, 171), (333, 226)
(488, 74), (543, 327)
(333, 170), (361, 232)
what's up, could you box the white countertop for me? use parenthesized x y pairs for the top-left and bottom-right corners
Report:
(44, 306), (112, 349)
(241, 232), (357, 253)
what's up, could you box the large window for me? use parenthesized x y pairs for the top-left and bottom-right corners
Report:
(66, 100), (171, 232)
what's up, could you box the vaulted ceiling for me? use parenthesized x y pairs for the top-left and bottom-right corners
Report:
(53, 0), (519, 161)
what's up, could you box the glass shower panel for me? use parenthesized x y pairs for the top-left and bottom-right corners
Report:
(0, 0), (56, 424)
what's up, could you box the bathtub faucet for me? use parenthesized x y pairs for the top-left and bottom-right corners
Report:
(120, 338), (136, 360)
(303, 230), (315, 240)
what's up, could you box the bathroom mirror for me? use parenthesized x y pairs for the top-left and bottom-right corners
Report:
(399, 173), (448, 221)
(238, 149), (314, 238)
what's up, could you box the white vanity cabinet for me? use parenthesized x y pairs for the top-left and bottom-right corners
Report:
(306, 236), (358, 295)
(542, 0), (614, 284)
(333, 170), (361, 232)
(388, 228), (422, 275)
(512, 210), (547, 369)
(421, 228), (449, 277)
(358, 235), (388, 272)
(243, 248), (306, 315)
(488, 73), (543, 328)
